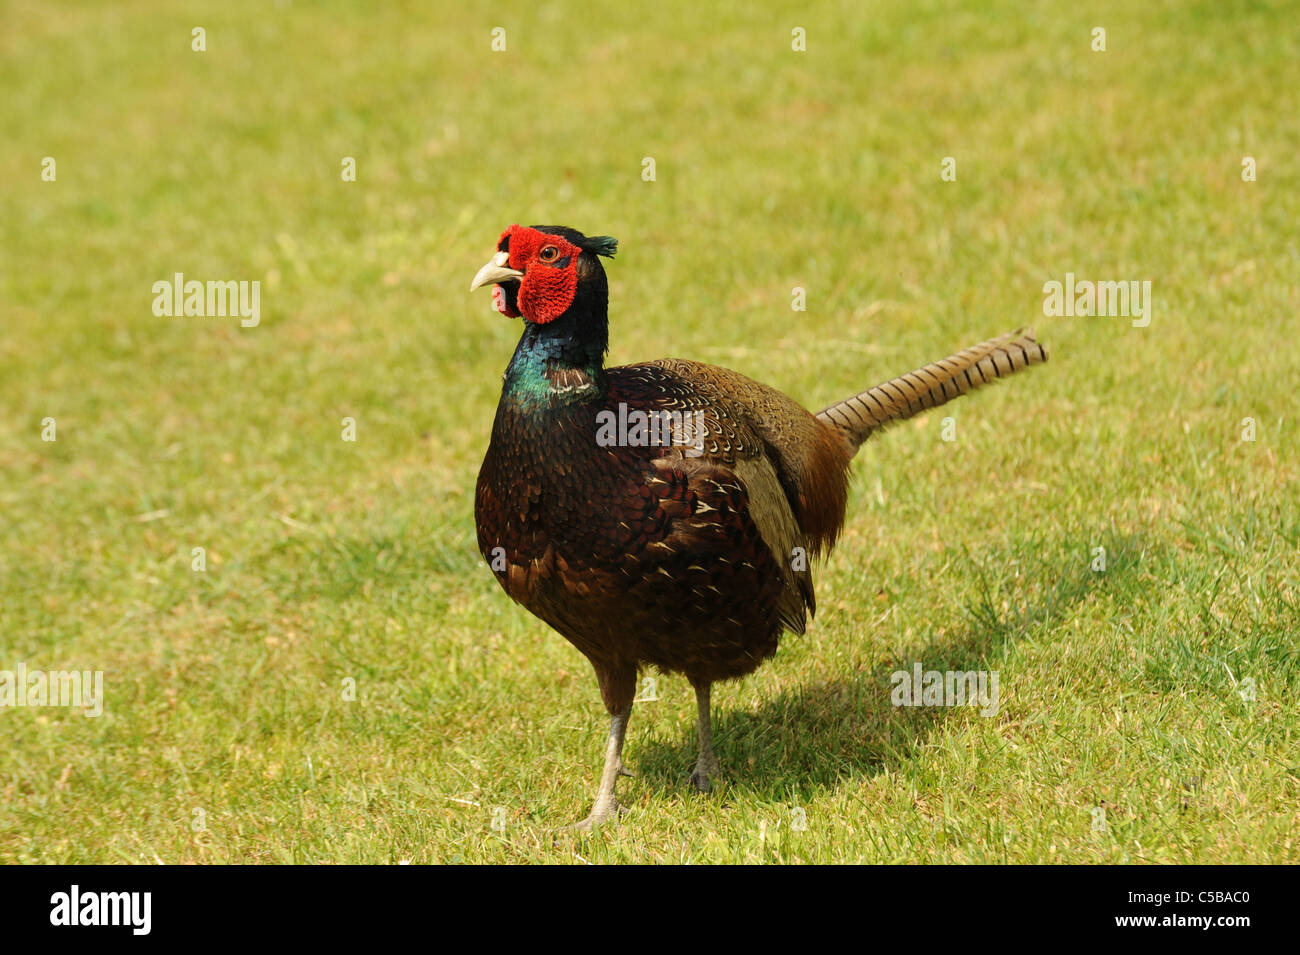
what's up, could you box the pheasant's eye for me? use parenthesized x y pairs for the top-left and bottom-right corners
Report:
(538, 246), (559, 263)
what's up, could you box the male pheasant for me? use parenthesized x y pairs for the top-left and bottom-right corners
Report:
(470, 224), (1047, 828)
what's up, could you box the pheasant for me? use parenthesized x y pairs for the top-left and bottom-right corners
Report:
(470, 224), (1047, 828)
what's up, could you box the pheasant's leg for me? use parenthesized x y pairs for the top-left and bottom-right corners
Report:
(689, 680), (721, 794)
(573, 703), (632, 830)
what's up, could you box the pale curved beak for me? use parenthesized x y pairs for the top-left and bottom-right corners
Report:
(469, 251), (524, 292)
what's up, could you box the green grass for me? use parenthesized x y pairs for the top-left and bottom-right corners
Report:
(1, 0), (1297, 863)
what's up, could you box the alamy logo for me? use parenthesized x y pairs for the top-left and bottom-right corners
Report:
(890, 663), (1000, 716)
(50, 885), (151, 935)
(0, 663), (103, 717)
(152, 273), (261, 327)
(595, 404), (706, 457)
(1042, 272), (1152, 327)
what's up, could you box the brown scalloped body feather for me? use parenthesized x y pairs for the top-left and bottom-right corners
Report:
(476, 359), (849, 710)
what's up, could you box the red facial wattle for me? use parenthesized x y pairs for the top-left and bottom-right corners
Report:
(500, 225), (583, 325)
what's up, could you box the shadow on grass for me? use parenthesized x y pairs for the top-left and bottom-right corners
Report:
(630, 533), (1149, 803)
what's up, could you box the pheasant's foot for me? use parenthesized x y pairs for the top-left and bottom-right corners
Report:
(570, 794), (627, 831)
(689, 753), (721, 794)
(570, 702), (633, 831)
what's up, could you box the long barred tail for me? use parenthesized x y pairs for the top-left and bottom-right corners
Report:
(816, 329), (1047, 452)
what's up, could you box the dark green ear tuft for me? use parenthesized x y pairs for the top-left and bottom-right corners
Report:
(585, 235), (618, 258)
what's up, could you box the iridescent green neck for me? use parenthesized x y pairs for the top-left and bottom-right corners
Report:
(503, 303), (608, 409)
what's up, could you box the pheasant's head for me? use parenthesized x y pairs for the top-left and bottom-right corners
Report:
(469, 225), (617, 324)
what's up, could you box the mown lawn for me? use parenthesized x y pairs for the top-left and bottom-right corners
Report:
(0, 0), (1296, 863)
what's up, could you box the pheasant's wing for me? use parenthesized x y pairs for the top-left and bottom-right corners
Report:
(606, 363), (817, 629)
(635, 358), (851, 555)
